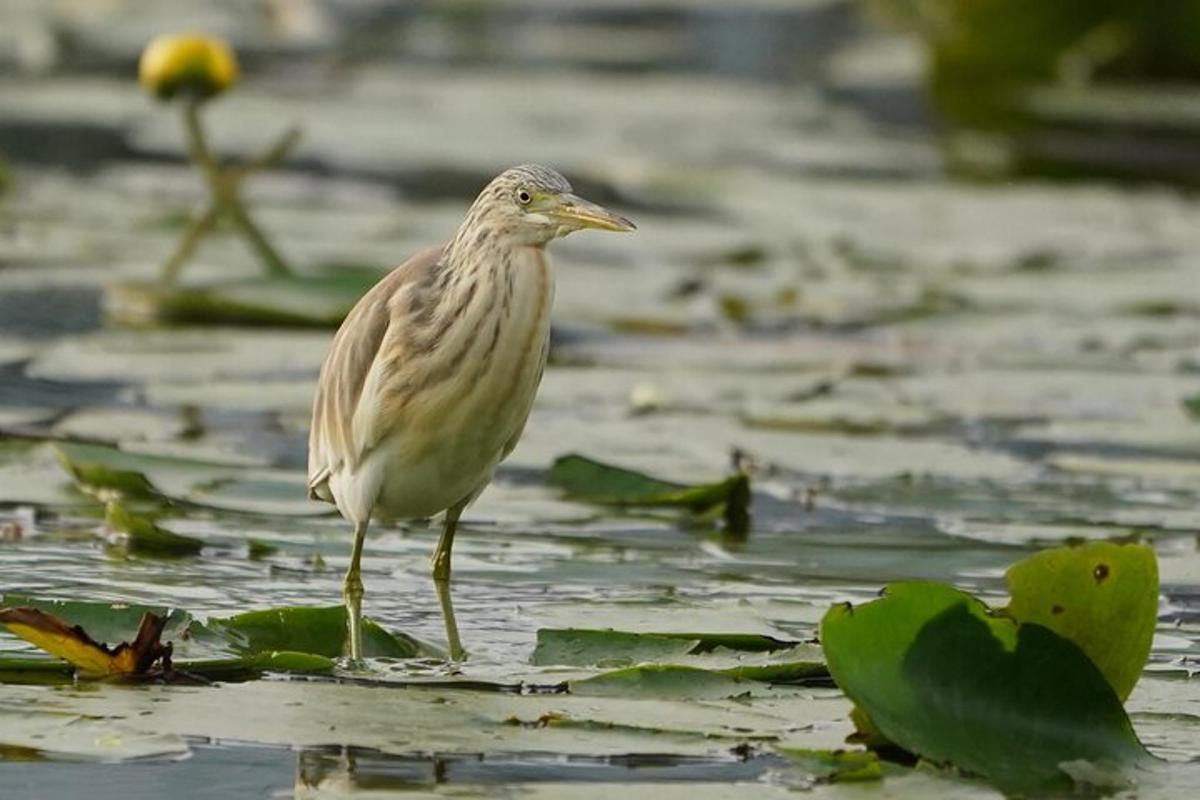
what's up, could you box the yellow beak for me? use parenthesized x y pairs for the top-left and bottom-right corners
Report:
(550, 194), (637, 232)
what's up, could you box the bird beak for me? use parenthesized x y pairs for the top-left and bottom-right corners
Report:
(550, 194), (637, 232)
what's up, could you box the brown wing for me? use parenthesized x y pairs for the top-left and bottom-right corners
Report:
(307, 247), (443, 502)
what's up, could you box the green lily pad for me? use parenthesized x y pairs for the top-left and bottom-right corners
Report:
(53, 441), (326, 516)
(532, 628), (800, 667)
(820, 581), (1150, 794)
(571, 661), (827, 699)
(103, 270), (384, 329)
(1183, 393), (1200, 420)
(571, 664), (766, 699)
(203, 606), (421, 659)
(105, 502), (204, 557)
(55, 442), (231, 502)
(55, 444), (158, 501)
(775, 747), (883, 783)
(547, 454), (750, 534)
(1005, 541), (1158, 701)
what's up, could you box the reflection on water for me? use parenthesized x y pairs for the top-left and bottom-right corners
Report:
(295, 745), (774, 793)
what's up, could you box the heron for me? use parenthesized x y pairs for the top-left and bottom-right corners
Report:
(308, 165), (635, 661)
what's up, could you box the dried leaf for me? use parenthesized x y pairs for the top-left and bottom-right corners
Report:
(0, 606), (171, 677)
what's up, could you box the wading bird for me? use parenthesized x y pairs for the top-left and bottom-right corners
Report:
(308, 165), (635, 660)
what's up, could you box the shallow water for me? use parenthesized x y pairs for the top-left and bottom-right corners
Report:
(1, 1), (1199, 797)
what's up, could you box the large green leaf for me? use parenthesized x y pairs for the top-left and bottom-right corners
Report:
(820, 581), (1150, 794)
(547, 454), (750, 534)
(204, 606), (421, 659)
(1005, 540), (1158, 701)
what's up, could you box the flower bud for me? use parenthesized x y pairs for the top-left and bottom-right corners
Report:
(139, 33), (239, 101)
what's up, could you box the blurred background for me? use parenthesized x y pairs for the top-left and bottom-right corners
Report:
(2, 0), (1200, 794)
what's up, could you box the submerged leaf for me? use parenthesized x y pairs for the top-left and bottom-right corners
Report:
(547, 454), (751, 534)
(0, 606), (170, 677)
(1005, 540), (1158, 701)
(820, 581), (1150, 794)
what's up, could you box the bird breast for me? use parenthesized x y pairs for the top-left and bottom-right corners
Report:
(370, 246), (554, 519)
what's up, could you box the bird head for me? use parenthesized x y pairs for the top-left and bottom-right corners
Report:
(467, 164), (636, 247)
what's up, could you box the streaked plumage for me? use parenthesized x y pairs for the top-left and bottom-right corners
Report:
(308, 164), (634, 661)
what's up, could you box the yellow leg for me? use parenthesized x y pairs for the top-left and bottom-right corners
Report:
(431, 504), (466, 660)
(344, 520), (368, 662)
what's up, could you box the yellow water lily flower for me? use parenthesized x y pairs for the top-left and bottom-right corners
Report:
(139, 33), (240, 101)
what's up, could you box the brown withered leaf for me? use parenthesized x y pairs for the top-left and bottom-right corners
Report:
(0, 607), (172, 677)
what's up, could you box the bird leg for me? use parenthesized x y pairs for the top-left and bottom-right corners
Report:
(431, 504), (466, 660)
(435, 579), (465, 662)
(343, 519), (368, 662)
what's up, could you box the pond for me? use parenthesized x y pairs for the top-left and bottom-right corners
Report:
(0, 1), (1198, 798)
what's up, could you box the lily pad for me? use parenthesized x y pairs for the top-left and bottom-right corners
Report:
(532, 628), (800, 667)
(105, 501), (204, 557)
(1005, 541), (1158, 701)
(820, 581), (1150, 794)
(203, 605), (422, 660)
(54, 441), (326, 516)
(103, 270), (383, 328)
(1184, 393), (1200, 420)
(775, 746), (884, 783)
(572, 664), (770, 699)
(547, 454), (750, 534)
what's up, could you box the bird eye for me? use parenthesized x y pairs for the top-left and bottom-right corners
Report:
(517, 189), (532, 205)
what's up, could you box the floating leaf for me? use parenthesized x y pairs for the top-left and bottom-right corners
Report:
(1005, 540), (1158, 701)
(54, 441), (326, 516)
(1183, 393), (1200, 420)
(775, 747), (883, 783)
(571, 661), (827, 699)
(247, 538), (279, 559)
(821, 581), (1150, 794)
(532, 628), (799, 667)
(547, 454), (750, 534)
(55, 441), (224, 502)
(0, 606), (170, 677)
(571, 664), (764, 699)
(105, 501), (204, 557)
(55, 444), (157, 500)
(204, 605), (421, 659)
(104, 271), (382, 329)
